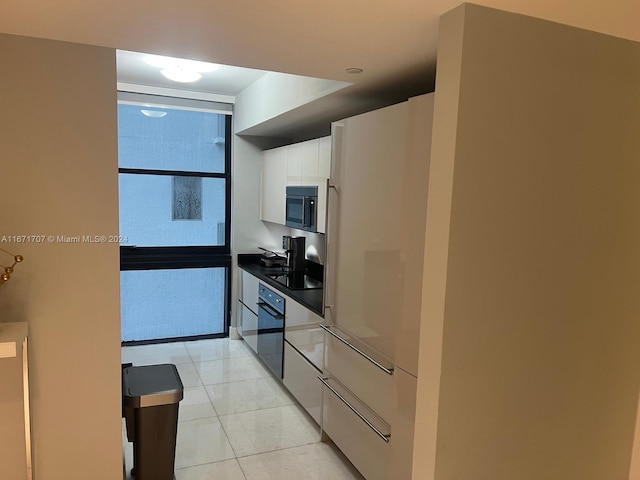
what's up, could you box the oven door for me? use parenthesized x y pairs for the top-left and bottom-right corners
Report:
(257, 301), (285, 378)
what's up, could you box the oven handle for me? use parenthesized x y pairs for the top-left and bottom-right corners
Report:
(319, 324), (393, 375)
(257, 301), (284, 319)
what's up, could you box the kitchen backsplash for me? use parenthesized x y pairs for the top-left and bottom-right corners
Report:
(290, 228), (325, 265)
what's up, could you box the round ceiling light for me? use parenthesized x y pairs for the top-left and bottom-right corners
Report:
(145, 54), (219, 83)
(345, 67), (364, 74)
(161, 67), (202, 83)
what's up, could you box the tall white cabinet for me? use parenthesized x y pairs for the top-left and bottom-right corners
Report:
(322, 94), (434, 479)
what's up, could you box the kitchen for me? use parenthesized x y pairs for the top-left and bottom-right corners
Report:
(2, 2), (640, 480)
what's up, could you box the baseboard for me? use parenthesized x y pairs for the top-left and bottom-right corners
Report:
(229, 326), (241, 340)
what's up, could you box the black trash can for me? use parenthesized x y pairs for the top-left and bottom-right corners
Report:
(123, 364), (184, 480)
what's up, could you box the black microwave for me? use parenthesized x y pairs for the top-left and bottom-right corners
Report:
(285, 185), (318, 232)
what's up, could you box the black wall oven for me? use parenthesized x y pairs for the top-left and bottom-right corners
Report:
(256, 284), (285, 378)
(285, 185), (318, 232)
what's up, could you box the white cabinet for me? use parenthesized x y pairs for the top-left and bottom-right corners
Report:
(321, 376), (391, 480)
(325, 94), (433, 375)
(322, 93), (434, 479)
(261, 147), (287, 225)
(284, 295), (324, 370)
(318, 136), (332, 179)
(316, 137), (331, 234)
(261, 136), (331, 233)
(281, 290), (324, 424)
(238, 269), (259, 351)
(240, 269), (259, 313)
(287, 138), (319, 186)
(283, 342), (323, 425)
(237, 269), (324, 424)
(323, 325), (394, 422)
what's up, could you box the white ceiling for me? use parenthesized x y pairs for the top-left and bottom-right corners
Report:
(116, 50), (268, 98)
(2, 0), (638, 137)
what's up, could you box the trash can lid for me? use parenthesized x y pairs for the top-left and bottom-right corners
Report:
(123, 364), (184, 408)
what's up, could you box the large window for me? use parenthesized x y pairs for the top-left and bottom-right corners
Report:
(118, 93), (232, 343)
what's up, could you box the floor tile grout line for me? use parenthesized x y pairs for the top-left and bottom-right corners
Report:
(234, 438), (323, 460)
(174, 458), (249, 480)
(216, 401), (302, 420)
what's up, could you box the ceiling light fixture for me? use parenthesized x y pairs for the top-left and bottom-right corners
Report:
(345, 67), (364, 74)
(141, 110), (168, 118)
(161, 67), (202, 83)
(144, 54), (219, 83)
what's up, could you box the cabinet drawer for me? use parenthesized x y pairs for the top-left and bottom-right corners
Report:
(285, 326), (323, 371)
(240, 303), (258, 354)
(321, 376), (390, 480)
(239, 270), (259, 315)
(283, 341), (322, 425)
(323, 325), (394, 423)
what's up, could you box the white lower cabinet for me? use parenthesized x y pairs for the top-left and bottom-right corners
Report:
(283, 341), (323, 424)
(321, 325), (419, 479)
(238, 269), (260, 353)
(323, 326), (394, 422)
(321, 376), (391, 480)
(240, 302), (258, 353)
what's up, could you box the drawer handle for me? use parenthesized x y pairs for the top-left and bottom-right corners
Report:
(319, 324), (394, 375)
(318, 376), (390, 443)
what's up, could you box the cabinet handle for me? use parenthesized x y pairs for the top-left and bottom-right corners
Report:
(257, 302), (284, 319)
(319, 324), (393, 375)
(318, 376), (390, 443)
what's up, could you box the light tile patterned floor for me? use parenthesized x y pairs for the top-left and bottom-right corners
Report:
(122, 338), (364, 480)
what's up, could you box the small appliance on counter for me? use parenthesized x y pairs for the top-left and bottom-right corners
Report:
(282, 235), (306, 272)
(258, 247), (287, 268)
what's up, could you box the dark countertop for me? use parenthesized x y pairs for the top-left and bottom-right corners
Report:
(238, 254), (324, 317)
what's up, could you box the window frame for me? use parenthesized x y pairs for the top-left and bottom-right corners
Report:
(118, 94), (233, 340)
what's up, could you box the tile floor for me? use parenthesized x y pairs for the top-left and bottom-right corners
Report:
(122, 338), (364, 480)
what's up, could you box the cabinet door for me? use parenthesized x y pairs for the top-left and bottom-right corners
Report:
(326, 102), (409, 361)
(321, 376), (390, 480)
(283, 341), (323, 425)
(240, 303), (258, 353)
(288, 139), (320, 186)
(315, 136), (331, 234)
(240, 270), (259, 315)
(261, 147), (287, 225)
(284, 296), (324, 370)
(287, 142), (302, 185)
(318, 136), (332, 179)
(299, 139), (319, 185)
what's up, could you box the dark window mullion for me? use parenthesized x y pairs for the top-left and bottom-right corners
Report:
(118, 168), (226, 178)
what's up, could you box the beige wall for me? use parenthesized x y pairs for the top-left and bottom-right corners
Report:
(0, 34), (122, 479)
(414, 4), (640, 480)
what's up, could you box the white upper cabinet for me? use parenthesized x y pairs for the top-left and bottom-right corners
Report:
(318, 136), (332, 179)
(261, 136), (331, 233)
(261, 147), (287, 225)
